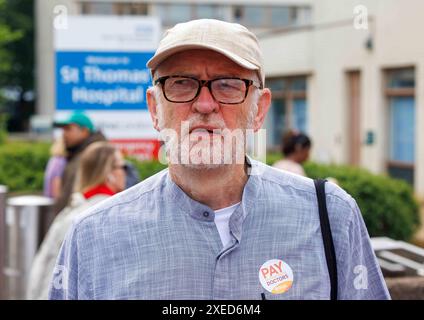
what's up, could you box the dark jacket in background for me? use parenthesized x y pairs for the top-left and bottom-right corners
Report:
(53, 131), (106, 214)
(124, 161), (140, 189)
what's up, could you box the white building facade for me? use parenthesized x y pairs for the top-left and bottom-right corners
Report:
(260, 0), (424, 201)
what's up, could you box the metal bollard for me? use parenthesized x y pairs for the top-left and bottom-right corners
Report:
(0, 185), (8, 299)
(3, 195), (54, 299)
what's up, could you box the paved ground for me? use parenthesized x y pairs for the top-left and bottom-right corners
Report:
(385, 277), (424, 300)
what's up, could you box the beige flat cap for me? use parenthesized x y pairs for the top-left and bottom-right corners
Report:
(147, 19), (264, 88)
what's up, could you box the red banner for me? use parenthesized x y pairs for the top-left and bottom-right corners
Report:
(111, 139), (161, 161)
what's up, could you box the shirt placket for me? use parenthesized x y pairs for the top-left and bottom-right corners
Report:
(212, 205), (244, 299)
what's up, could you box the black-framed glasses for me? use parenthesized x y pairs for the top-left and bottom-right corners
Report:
(154, 75), (262, 104)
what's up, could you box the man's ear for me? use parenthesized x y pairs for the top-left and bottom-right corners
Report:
(253, 88), (272, 132)
(146, 88), (160, 131)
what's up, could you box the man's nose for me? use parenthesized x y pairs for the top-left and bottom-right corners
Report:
(191, 86), (219, 114)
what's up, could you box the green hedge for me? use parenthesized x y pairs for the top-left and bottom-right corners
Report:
(127, 158), (168, 180)
(0, 142), (419, 240)
(0, 140), (50, 193)
(303, 161), (420, 241)
(267, 154), (420, 241)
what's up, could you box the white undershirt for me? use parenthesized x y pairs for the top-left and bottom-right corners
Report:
(214, 202), (241, 247)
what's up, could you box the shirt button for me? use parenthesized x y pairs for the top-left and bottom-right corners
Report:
(203, 211), (209, 218)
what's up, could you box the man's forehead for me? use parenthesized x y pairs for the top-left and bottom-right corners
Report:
(155, 49), (254, 78)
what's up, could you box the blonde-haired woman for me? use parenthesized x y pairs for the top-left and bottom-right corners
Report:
(27, 142), (127, 299)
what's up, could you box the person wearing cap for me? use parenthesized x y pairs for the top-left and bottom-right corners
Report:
(49, 19), (389, 300)
(53, 112), (107, 214)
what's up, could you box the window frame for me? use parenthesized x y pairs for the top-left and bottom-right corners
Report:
(231, 5), (309, 28)
(384, 67), (416, 185)
(267, 76), (308, 148)
(79, 1), (148, 15)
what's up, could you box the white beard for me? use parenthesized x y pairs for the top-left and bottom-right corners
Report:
(157, 101), (258, 169)
(179, 128), (246, 169)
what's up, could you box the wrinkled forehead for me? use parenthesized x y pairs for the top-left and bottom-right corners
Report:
(153, 49), (257, 79)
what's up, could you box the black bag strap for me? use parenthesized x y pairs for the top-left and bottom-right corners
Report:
(313, 179), (338, 300)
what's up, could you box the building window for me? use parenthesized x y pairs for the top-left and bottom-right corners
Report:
(232, 5), (311, 28)
(79, 2), (311, 28)
(155, 3), (192, 26)
(385, 68), (415, 185)
(267, 77), (308, 147)
(80, 2), (114, 15)
(195, 4), (224, 20)
(80, 2), (148, 15)
(232, 6), (242, 21)
(270, 7), (291, 27)
(243, 6), (267, 27)
(115, 3), (148, 15)
(295, 7), (312, 26)
(154, 3), (226, 26)
(80, 2), (90, 14)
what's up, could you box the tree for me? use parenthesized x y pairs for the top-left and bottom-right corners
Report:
(0, 0), (34, 131)
(0, 0), (23, 76)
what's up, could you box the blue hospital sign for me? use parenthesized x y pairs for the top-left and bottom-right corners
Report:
(55, 51), (153, 110)
(54, 16), (161, 160)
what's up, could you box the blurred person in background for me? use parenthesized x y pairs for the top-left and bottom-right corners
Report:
(273, 130), (312, 177)
(52, 112), (106, 214)
(27, 142), (127, 300)
(123, 159), (141, 189)
(43, 136), (67, 199)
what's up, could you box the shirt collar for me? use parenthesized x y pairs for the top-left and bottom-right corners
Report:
(164, 156), (262, 235)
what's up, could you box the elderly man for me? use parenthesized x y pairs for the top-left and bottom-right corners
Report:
(49, 19), (390, 300)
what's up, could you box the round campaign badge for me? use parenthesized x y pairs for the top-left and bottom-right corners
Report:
(258, 259), (294, 294)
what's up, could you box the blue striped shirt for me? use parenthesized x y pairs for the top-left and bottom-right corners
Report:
(48, 158), (390, 300)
